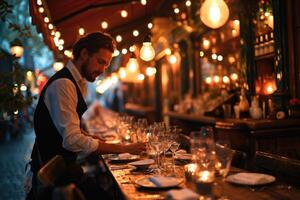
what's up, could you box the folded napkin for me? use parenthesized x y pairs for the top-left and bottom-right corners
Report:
(148, 176), (179, 187)
(167, 188), (199, 200)
(227, 172), (274, 185)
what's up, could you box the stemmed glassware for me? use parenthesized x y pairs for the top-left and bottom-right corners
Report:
(215, 140), (233, 200)
(148, 125), (163, 174)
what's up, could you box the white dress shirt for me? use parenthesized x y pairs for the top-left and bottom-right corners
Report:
(44, 60), (99, 156)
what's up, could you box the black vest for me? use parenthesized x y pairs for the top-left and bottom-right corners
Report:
(31, 67), (87, 172)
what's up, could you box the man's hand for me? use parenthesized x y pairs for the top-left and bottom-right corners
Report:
(124, 142), (147, 155)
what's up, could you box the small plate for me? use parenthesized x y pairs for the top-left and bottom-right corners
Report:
(128, 159), (155, 169)
(109, 154), (140, 163)
(135, 176), (183, 189)
(226, 172), (276, 186)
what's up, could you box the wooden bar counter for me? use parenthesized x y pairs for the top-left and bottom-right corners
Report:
(165, 111), (300, 161)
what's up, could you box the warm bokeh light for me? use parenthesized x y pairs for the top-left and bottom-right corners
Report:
(116, 35), (122, 42)
(64, 50), (73, 58)
(169, 54), (177, 64)
(200, 0), (230, 29)
(146, 67), (157, 76)
(202, 39), (210, 49)
(127, 58), (139, 72)
(38, 7), (44, 13)
(217, 55), (223, 61)
(133, 30), (139, 37)
(165, 48), (172, 55)
(78, 27), (85, 35)
(129, 45), (136, 52)
(223, 76), (230, 84)
(174, 8), (180, 14)
(119, 67), (127, 79)
(112, 49), (120, 57)
(121, 48), (127, 54)
(48, 23), (54, 30)
(44, 17), (49, 23)
(213, 75), (220, 83)
(205, 77), (212, 84)
(147, 22), (153, 29)
(10, 46), (24, 58)
(140, 42), (155, 61)
(185, 0), (191, 7)
(199, 51), (204, 57)
(121, 10), (128, 18)
(140, 0), (147, 5)
(101, 21), (108, 29)
(53, 61), (64, 71)
(137, 73), (145, 81)
(211, 53), (217, 60)
(230, 73), (238, 81)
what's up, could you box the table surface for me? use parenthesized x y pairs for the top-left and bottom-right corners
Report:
(104, 157), (300, 200)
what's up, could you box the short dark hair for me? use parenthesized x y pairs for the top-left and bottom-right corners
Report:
(72, 32), (116, 61)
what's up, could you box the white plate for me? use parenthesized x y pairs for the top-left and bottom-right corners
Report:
(135, 176), (183, 189)
(109, 154), (140, 163)
(129, 159), (155, 167)
(226, 172), (276, 186)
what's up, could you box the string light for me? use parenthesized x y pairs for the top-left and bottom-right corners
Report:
(44, 17), (49, 23)
(147, 22), (153, 29)
(146, 67), (157, 76)
(129, 45), (136, 52)
(217, 55), (223, 61)
(174, 8), (180, 14)
(36, 0), (42, 6)
(116, 35), (122, 42)
(48, 23), (54, 30)
(140, 35), (155, 61)
(199, 51), (204, 57)
(138, 74), (145, 81)
(202, 39), (210, 49)
(121, 48), (127, 54)
(55, 31), (61, 38)
(78, 27), (85, 35)
(169, 54), (177, 64)
(58, 45), (63, 51)
(211, 53), (217, 60)
(140, 0), (147, 5)
(133, 30), (139, 37)
(101, 21), (108, 29)
(185, 0), (191, 7)
(121, 10), (128, 18)
(38, 7), (44, 13)
(59, 39), (64, 45)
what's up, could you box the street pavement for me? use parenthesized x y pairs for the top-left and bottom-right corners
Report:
(0, 128), (35, 200)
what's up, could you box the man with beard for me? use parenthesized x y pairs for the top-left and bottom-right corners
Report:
(28, 32), (145, 200)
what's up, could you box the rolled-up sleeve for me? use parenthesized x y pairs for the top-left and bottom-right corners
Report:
(44, 79), (99, 155)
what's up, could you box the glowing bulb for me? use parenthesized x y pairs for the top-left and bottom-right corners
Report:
(199, 51), (204, 57)
(127, 58), (139, 72)
(146, 67), (157, 76)
(205, 77), (212, 84)
(101, 21), (108, 29)
(230, 73), (238, 81)
(78, 27), (85, 35)
(37, 0), (42, 6)
(53, 61), (64, 71)
(113, 49), (120, 57)
(64, 50), (73, 58)
(138, 73), (145, 81)
(44, 17), (49, 23)
(121, 48), (127, 54)
(140, 42), (155, 61)
(212, 53), (217, 60)
(116, 35), (122, 42)
(38, 7), (44, 13)
(55, 31), (61, 38)
(119, 67), (126, 79)
(48, 23), (54, 30)
(213, 75), (220, 83)
(147, 22), (153, 29)
(174, 8), (180, 14)
(165, 48), (172, 55)
(217, 55), (223, 61)
(121, 10), (128, 18)
(186, 0), (191, 7)
(203, 39), (210, 49)
(140, 0), (147, 5)
(223, 76), (230, 84)
(129, 45), (136, 52)
(169, 54), (177, 64)
(133, 30), (139, 37)
(200, 0), (230, 29)
(58, 45), (63, 51)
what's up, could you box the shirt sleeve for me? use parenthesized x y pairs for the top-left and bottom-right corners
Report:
(44, 78), (99, 155)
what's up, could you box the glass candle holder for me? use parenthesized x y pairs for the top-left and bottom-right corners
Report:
(195, 170), (215, 196)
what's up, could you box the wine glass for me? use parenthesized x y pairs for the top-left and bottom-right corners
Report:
(148, 126), (163, 174)
(215, 140), (233, 200)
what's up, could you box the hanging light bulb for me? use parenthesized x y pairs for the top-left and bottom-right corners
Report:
(140, 0), (147, 5)
(140, 35), (155, 61)
(101, 21), (108, 29)
(200, 0), (230, 29)
(53, 61), (64, 71)
(78, 27), (85, 35)
(127, 53), (139, 72)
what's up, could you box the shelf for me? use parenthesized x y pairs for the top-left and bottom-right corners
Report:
(255, 52), (275, 61)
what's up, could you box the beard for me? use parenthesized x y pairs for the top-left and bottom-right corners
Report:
(82, 61), (96, 82)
